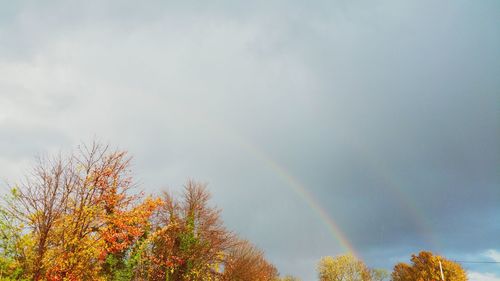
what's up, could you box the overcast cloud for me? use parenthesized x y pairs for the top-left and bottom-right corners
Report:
(0, 1), (499, 280)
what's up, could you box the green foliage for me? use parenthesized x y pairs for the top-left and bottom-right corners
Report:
(0, 196), (27, 280)
(179, 215), (199, 253)
(103, 253), (127, 281)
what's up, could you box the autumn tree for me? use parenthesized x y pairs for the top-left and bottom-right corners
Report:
(1, 142), (161, 280)
(221, 239), (278, 281)
(135, 181), (237, 280)
(1, 142), (279, 281)
(3, 153), (77, 280)
(370, 269), (389, 281)
(87, 147), (161, 280)
(391, 251), (467, 281)
(317, 254), (371, 281)
(134, 181), (281, 281)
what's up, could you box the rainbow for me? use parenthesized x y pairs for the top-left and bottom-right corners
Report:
(336, 130), (438, 249)
(199, 119), (437, 258)
(236, 139), (361, 259)
(236, 136), (437, 256)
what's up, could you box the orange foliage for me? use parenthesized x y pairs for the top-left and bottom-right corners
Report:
(392, 251), (467, 281)
(1, 143), (278, 281)
(100, 197), (163, 257)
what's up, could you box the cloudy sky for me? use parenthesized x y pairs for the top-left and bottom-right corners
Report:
(0, 0), (499, 280)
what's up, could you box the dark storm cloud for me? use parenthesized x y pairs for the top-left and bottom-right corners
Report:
(0, 1), (498, 280)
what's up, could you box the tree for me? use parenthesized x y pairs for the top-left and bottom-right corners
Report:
(135, 181), (238, 280)
(4, 153), (76, 280)
(391, 251), (467, 281)
(370, 269), (389, 281)
(317, 254), (371, 281)
(134, 181), (281, 281)
(1, 142), (161, 280)
(222, 239), (278, 281)
(1, 142), (278, 281)
(0, 198), (30, 280)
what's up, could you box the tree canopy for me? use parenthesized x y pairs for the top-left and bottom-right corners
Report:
(391, 251), (467, 281)
(0, 143), (283, 281)
(0, 143), (470, 281)
(317, 254), (388, 281)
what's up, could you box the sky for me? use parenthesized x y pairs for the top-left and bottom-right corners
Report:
(0, 0), (499, 280)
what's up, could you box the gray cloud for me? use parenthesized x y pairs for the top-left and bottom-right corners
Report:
(0, 1), (499, 280)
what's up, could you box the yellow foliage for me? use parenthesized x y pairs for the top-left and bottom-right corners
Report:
(392, 251), (467, 281)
